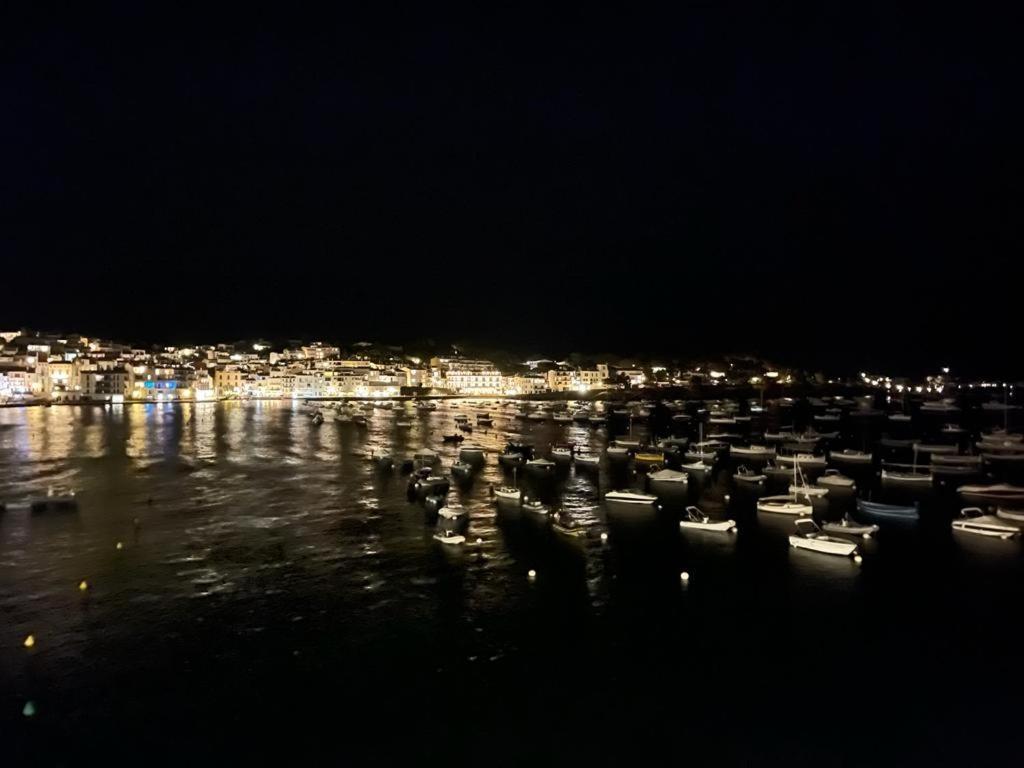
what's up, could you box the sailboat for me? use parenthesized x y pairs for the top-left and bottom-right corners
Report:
(789, 460), (829, 498)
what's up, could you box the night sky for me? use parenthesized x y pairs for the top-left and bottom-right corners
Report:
(3, 5), (1022, 374)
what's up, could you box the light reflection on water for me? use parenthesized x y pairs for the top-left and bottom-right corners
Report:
(1, 399), (1022, 764)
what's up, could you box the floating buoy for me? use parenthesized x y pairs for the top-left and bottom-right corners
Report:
(862, 533), (871, 540)
(600, 532), (608, 542)
(729, 526), (738, 534)
(22, 701), (36, 718)
(854, 555), (863, 565)
(115, 541), (124, 550)
(78, 580), (89, 592)
(680, 571), (690, 582)
(475, 538), (483, 545)
(527, 569), (537, 580)
(23, 634), (35, 649)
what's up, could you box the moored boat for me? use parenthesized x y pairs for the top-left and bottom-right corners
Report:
(952, 507), (1020, 539)
(756, 495), (812, 516)
(789, 519), (860, 557)
(679, 505), (736, 533)
(856, 499), (919, 525)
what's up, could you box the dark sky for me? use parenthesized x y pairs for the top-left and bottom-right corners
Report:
(2, 5), (1022, 374)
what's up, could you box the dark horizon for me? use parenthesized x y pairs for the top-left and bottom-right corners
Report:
(3, 5), (1022, 377)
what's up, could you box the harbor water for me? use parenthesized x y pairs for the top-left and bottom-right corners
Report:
(1, 400), (1022, 765)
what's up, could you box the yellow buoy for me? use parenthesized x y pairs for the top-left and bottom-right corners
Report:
(23, 634), (35, 649)
(78, 580), (89, 592)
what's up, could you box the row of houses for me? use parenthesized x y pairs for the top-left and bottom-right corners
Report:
(0, 332), (627, 403)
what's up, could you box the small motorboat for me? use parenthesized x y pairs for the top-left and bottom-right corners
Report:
(606, 445), (631, 461)
(856, 499), (919, 525)
(442, 433), (465, 444)
(553, 414), (574, 423)
(494, 486), (521, 502)
(477, 416), (493, 426)
(604, 490), (658, 506)
(498, 452), (525, 468)
(789, 519), (860, 558)
(521, 499), (550, 515)
(829, 449), (873, 465)
(433, 530), (466, 545)
(457, 423), (473, 433)
(756, 495), (812, 516)
(525, 458), (556, 475)
(459, 445), (486, 464)
(952, 507), (1020, 539)
(395, 419), (414, 427)
(311, 412), (324, 426)
(957, 483), (1024, 505)
(451, 461), (473, 479)
(733, 465), (766, 484)
(550, 444), (574, 463)
(775, 453), (827, 468)
(574, 452), (600, 467)
(438, 503), (467, 519)
(730, 445), (776, 459)
(681, 460), (712, 475)
(614, 438), (642, 450)
(817, 469), (856, 490)
(822, 515), (878, 539)
(881, 468), (933, 485)
(648, 468), (689, 488)
(679, 505), (736, 533)
(552, 513), (587, 539)
(414, 476), (451, 498)
(996, 507), (1024, 522)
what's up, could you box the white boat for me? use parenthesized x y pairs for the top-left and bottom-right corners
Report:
(996, 507), (1024, 522)
(494, 487), (521, 502)
(775, 453), (827, 468)
(733, 465), (766, 484)
(648, 468), (688, 486)
(433, 531), (466, 545)
(830, 449), (873, 465)
(730, 445), (776, 459)
(438, 503), (467, 519)
(614, 439), (642, 449)
(790, 484), (829, 498)
(881, 468), (932, 485)
(395, 419), (413, 427)
(574, 452), (600, 466)
(756, 495), (812, 516)
(553, 414), (573, 423)
(789, 519), (860, 557)
(958, 484), (1024, 505)
(952, 508), (1020, 539)
(604, 490), (658, 505)
(552, 514), (587, 539)
(525, 458), (556, 474)
(521, 500), (550, 515)
(681, 460), (712, 474)
(821, 515), (878, 538)
(679, 505), (736, 533)
(551, 446), (574, 462)
(817, 469), (856, 490)
(606, 445), (631, 460)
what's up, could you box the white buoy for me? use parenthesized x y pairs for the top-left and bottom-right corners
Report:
(475, 538), (483, 545)
(680, 571), (690, 582)
(600, 532), (608, 542)
(854, 555), (863, 565)
(116, 541), (124, 550)
(862, 533), (871, 540)
(527, 569), (537, 580)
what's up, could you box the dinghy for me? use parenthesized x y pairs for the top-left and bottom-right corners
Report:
(957, 483), (1024, 505)
(996, 507), (1024, 522)
(679, 505), (736, 533)
(451, 461), (473, 478)
(733, 465), (766, 484)
(525, 458), (556, 475)
(437, 503), (467, 519)
(604, 490), (658, 506)
(952, 507), (1020, 539)
(574, 452), (600, 467)
(817, 469), (856, 490)
(433, 530), (466, 545)
(830, 449), (873, 465)
(756, 495), (813, 516)
(552, 513), (587, 539)
(789, 518), (860, 557)
(521, 499), (550, 516)
(648, 468), (688, 489)
(856, 499), (919, 525)
(494, 487), (521, 502)
(822, 515), (878, 539)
